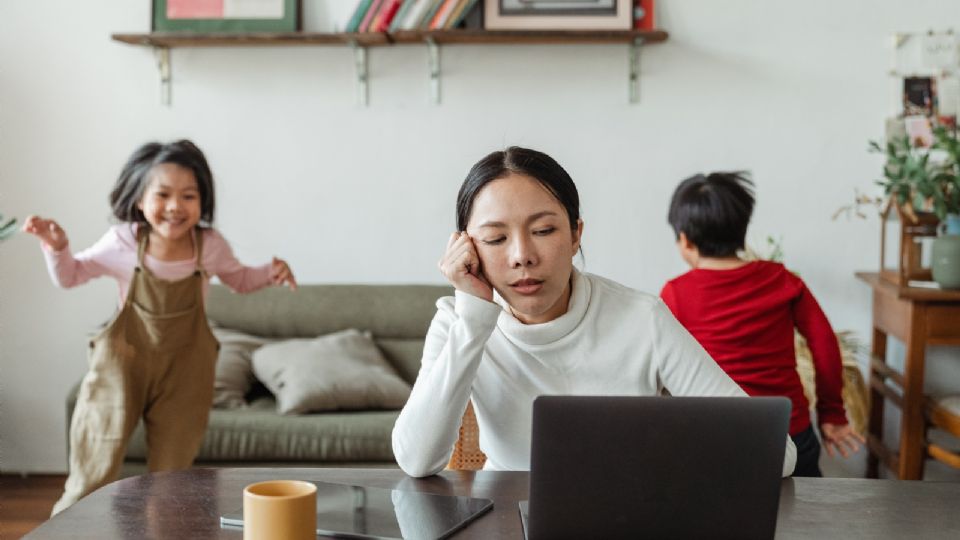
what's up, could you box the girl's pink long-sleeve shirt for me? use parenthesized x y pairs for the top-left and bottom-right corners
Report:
(42, 223), (272, 306)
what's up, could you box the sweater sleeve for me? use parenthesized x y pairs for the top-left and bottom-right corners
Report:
(792, 280), (847, 427)
(651, 301), (797, 477)
(41, 228), (123, 288)
(203, 230), (272, 293)
(391, 291), (501, 477)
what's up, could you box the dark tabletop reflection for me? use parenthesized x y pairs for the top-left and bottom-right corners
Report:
(111, 469), (222, 540)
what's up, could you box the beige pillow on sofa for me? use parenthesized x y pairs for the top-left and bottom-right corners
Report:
(211, 325), (273, 409)
(251, 329), (412, 415)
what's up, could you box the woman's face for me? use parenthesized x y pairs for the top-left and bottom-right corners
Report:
(466, 172), (583, 324)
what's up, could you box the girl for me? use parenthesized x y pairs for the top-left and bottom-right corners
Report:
(23, 140), (297, 514)
(391, 147), (797, 478)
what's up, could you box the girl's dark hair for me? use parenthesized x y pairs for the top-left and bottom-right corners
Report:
(456, 146), (580, 232)
(667, 171), (755, 258)
(109, 139), (215, 226)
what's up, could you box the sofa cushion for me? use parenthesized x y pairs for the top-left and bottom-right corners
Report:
(126, 396), (401, 462)
(251, 329), (412, 415)
(211, 325), (273, 409)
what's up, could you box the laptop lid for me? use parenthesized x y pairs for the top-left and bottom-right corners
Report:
(525, 395), (790, 540)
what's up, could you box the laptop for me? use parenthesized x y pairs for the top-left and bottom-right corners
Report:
(519, 395), (790, 540)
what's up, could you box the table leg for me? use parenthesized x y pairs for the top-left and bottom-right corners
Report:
(866, 327), (887, 478)
(897, 304), (928, 480)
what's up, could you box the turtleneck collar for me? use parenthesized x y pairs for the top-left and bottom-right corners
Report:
(492, 268), (591, 346)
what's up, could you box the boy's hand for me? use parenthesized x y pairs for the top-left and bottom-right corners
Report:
(820, 422), (865, 458)
(270, 257), (297, 291)
(438, 231), (493, 301)
(22, 215), (68, 251)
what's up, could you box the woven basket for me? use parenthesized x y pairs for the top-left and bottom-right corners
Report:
(447, 401), (487, 471)
(795, 331), (869, 434)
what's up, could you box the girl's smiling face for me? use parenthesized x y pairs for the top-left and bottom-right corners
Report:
(137, 163), (202, 242)
(466, 172), (583, 324)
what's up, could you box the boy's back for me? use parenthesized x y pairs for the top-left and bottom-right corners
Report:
(660, 259), (846, 437)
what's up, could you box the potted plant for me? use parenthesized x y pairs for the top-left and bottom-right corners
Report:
(0, 212), (16, 242)
(929, 126), (960, 288)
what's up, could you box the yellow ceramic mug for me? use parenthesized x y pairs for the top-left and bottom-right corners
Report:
(243, 480), (317, 540)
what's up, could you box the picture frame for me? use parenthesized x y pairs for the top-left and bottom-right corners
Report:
(484, 0), (632, 30)
(152, 0), (302, 33)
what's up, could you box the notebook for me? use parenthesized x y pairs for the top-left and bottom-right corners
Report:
(221, 480), (492, 539)
(519, 395), (790, 540)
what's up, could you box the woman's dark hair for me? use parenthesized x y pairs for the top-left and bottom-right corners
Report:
(456, 146), (580, 232)
(667, 172), (755, 258)
(109, 139), (215, 226)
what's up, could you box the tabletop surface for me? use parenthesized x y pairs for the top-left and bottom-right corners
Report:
(27, 467), (960, 539)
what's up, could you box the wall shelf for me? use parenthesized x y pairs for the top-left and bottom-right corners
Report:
(111, 29), (668, 106)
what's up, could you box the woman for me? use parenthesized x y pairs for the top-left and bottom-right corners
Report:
(391, 147), (796, 478)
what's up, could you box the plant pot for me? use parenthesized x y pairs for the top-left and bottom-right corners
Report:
(932, 235), (960, 289)
(943, 214), (960, 236)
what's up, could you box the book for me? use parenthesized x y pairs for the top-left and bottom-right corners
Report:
(633, 0), (655, 30)
(429, 0), (460, 30)
(388, 0), (417, 33)
(358, 0), (384, 32)
(346, 0), (374, 32)
(399, 0), (434, 30)
(445, 0), (478, 29)
(418, 0), (447, 29)
(373, 0), (402, 32)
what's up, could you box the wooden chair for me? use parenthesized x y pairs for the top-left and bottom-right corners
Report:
(925, 395), (960, 470)
(447, 401), (487, 471)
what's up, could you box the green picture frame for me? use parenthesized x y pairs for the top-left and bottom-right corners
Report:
(152, 0), (302, 33)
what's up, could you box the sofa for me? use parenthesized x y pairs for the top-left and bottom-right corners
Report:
(67, 283), (452, 476)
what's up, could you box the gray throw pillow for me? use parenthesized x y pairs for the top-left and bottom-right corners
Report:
(211, 325), (273, 409)
(251, 329), (412, 415)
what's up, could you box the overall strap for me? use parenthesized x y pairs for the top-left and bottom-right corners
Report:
(194, 228), (206, 273)
(136, 224), (149, 267)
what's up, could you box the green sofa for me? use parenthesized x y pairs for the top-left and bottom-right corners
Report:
(66, 283), (452, 476)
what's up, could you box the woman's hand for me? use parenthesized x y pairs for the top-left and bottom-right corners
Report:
(270, 257), (298, 291)
(438, 232), (493, 301)
(820, 422), (865, 458)
(22, 215), (68, 251)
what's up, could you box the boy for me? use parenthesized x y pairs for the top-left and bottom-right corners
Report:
(660, 172), (863, 477)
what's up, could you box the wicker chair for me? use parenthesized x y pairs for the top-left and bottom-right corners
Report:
(795, 331), (869, 434)
(447, 401), (487, 471)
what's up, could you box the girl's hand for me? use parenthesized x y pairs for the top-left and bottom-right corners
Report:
(438, 232), (493, 301)
(270, 257), (297, 291)
(820, 422), (866, 458)
(22, 215), (68, 251)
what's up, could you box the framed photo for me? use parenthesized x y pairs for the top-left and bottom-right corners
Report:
(484, 0), (632, 30)
(153, 0), (302, 32)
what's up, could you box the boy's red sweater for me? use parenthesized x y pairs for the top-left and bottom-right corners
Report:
(660, 260), (847, 436)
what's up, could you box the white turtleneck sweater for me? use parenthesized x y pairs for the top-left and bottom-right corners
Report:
(392, 270), (797, 477)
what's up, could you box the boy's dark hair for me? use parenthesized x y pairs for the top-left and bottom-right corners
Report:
(667, 172), (755, 258)
(109, 139), (215, 226)
(456, 146), (580, 232)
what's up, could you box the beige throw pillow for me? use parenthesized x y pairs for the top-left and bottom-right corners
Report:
(211, 325), (274, 409)
(251, 329), (412, 415)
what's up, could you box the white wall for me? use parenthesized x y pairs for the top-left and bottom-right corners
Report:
(1, 0), (958, 478)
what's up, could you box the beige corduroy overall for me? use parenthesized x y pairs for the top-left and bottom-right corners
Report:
(52, 229), (219, 515)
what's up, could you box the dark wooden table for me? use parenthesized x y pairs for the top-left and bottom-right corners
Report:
(856, 272), (960, 479)
(25, 467), (960, 539)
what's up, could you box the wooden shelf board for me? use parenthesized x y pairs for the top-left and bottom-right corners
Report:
(112, 29), (668, 48)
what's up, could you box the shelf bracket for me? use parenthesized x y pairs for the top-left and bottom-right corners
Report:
(427, 37), (441, 105)
(629, 37), (644, 104)
(155, 47), (171, 106)
(351, 41), (369, 107)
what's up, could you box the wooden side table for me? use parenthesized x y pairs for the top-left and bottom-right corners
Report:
(856, 272), (960, 479)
